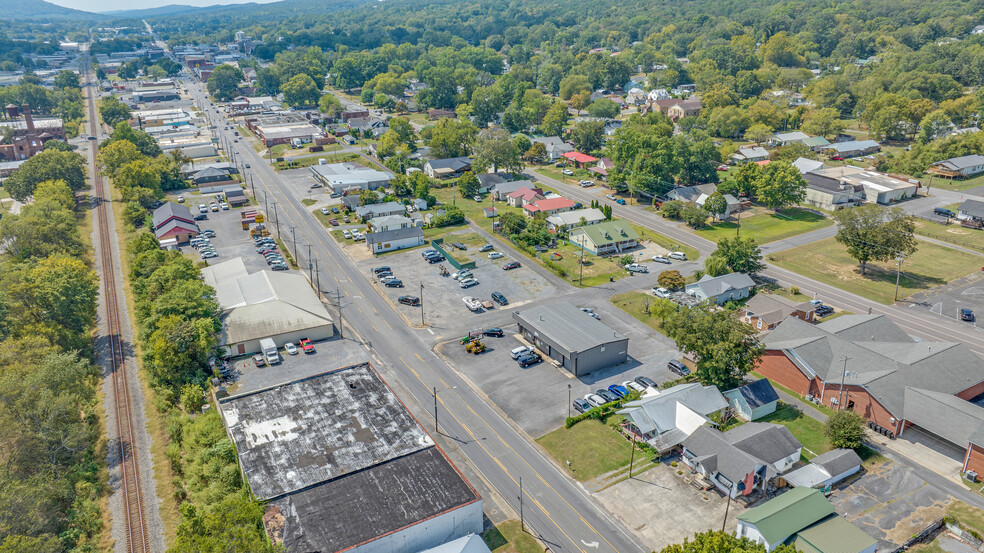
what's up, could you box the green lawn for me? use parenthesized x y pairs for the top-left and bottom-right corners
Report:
(536, 416), (633, 481)
(926, 172), (984, 192)
(610, 291), (668, 336)
(483, 521), (543, 553)
(301, 198), (316, 206)
(696, 208), (832, 244)
(629, 223), (700, 261)
(913, 218), (984, 253)
(769, 236), (983, 304)
(273, 152), (360, 170)
(758, 403), (831, 460)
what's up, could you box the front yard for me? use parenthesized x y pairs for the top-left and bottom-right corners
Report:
(769, 236), (983, 304)
(536, 415), (633, 481)
(695, 207), (832, 244)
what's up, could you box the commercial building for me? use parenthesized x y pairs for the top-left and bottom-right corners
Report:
(805, 166), (917, 205)
(310, 162), (392, 194)
(366, 226), (425, 254)
(156, 135), (217, 158)
(151, 202), (198, 243)
(354, 201), (406, 221)
(0, 104), (66, 161)
(201, 258), (334, 356)
(569, 220), (640, 255)
(513, 302), (628, 376)
(218, 363), (483, 553)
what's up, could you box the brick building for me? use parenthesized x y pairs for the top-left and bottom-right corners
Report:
(0, 104), (66, 161)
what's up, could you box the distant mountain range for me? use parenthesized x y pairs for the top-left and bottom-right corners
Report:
(1, 0), (104, 20)
(102, 3), (265, 18)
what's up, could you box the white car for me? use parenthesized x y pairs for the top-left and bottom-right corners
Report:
(177, 196), (185, 203)
(463, 296), (482, 311)
(625, 263), (648, 273)
(320, 207), (331, 215)
(623, 380), (647, 393)
(584, 393), (606, 408)
(451, 270), (472, 280)
(284, 343), (298, 355)
(579, 180), (593, 187)
(561, 169), (574, 176)
(220, 202), (229, 210)
(652, 287), (671, 298)
(668, 251), (688, 261)
(459, 277), (479, 288)
(510, 346), (533, 359)
(652, 255), (671, 264)
(488, 251), (504, 260)
(343, 230), (352, 239)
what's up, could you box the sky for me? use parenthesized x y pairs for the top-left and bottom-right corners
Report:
(47, 0), (276, 13)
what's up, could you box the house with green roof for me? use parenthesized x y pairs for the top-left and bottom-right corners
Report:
(568, 220), (640, 255)
(736, 487), (876, 552)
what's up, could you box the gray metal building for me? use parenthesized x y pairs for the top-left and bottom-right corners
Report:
(513, 303), (628, 376)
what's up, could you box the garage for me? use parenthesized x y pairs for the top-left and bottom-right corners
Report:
(513, 302), (628, 376)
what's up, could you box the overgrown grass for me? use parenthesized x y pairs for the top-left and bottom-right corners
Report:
(536, 415), (633, 481)
(483, 521), (544, 553)
(769, 236), (983, 304)
(610, 290), (668, 336)
(696, 207), (833, 244)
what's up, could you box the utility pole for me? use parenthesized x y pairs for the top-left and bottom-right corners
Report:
(578, 236), (585, 286)
(520, 477), (525, 532)
(838, 356), (852, 410)
(722, 482), (736, 531)
(272, 202), (280, 237)
(314, 258), (321, 300)
(289, 226), (298, 262)
(248, 173), (255, 199)
(433, 386), (439, 433)
(568, 384), (572, 419)
(307, 244), (314, 283)
(629, 439), (636, 477)
(736, 204), (741, 238)
(893, 254), (905, 302)
(420, 282), (425, 325)
(336, 287), (343, 339)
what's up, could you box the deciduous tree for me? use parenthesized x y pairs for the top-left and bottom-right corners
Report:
(3, 149), (86, 201)
(472, 128), (522, 173)
(757, 161), (806, 209)
(826, 410), (866, 449)
(662, 304), (764, 390)
(834, 204), (917, 274)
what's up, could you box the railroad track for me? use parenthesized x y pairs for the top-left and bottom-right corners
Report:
(83, 55), (150, 553)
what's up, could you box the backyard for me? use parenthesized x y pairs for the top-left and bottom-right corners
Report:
(769, 236), (983, 304)
(610, 291), (668, 336)
(695, 207), (832, 244)
(536, 415), (633, 481)
(913, 217), (984, 253)
(756, 403), (831, 460)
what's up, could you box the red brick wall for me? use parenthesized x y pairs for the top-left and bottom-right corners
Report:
(822, 384), (899, 434)
(756, 351), (812, 396)
(964, 444), (984, 476)
(957, 381), (984, 401)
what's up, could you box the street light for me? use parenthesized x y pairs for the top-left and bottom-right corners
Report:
(567, 384), (572, 418)
(433, 385), (457, 433)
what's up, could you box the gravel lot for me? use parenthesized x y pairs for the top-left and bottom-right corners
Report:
(439, 300), (681, 438)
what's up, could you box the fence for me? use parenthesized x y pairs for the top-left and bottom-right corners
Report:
(912, 215), (984, 253)
(890, 517), (944, 552)
(431, 238), (476, 270)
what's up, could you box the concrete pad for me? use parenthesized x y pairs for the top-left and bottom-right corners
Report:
(878, 426), (966, 484)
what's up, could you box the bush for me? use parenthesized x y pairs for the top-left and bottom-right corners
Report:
(826, 410), (866, 449)
(790, 286), (800, 295)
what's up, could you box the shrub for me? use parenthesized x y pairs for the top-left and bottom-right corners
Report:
(826, 410), (866, 449)
(790, 286), (800, 295)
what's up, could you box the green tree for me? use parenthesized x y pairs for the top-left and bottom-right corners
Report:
(681, 204), (709, 228)
(660, 530), (796, 553)
(281, 73), (321, 107)
(388, 118), (418, 150)
(834, 204), (918, 274)
(206, 64), (245, 101)
(704, 255), (730, 277)
(432, 205), (465, 227)
(661, 200), (685, 219)
(721, 162), (763, 199)
(3, 149), (86, 201)
(657, 270), (685, 290)
(525, 142), (547, 162)
(713, 236), (765, 274)
(426, 117), (478, 159)
(457, 171), (480, 197)
(318, 93), (342, 117)
(826, 410), (866, 449)
(587, 98), (620, 119)
(53, 70), (80, 90)
(802, 107), (846, 139)
(472, 128), (522, 173)
(540, 102), (569, 137)
(917, 110), (952, 144)
(99, 95), (131, 127)
(98, 139), (144, 178)
(0, 200), (83, 261)
(703, 192), (728, 221)
(32, 179), (75, 210)
(172, 490), (281, 552)
(744, 123), (773, 145)
(569, 91), (592, 114)
(570, 119), (605, 153)
(558, 74), (592, 101)
(662, 304), (764, 390)
(103, 122), (161, 157)
(757, 161), (806, 210)
(359, 189), (381, 206)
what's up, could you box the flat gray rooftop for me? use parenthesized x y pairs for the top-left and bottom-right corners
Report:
(219, 363), (433, 500)
(514, 302), (626, 353)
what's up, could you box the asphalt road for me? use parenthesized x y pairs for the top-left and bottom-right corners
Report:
(183, 80), (648, 553)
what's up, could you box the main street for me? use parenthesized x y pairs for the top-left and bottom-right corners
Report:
(183, 80), (648, 553)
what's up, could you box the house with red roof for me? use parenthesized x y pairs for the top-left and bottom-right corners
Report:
(505, 187), (545, 207)
(523, 197), (576, 218)
(562, 151), (599, 168)
(152, 202), (199, 243)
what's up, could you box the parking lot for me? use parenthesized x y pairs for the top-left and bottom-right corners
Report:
(438, 300), (682, 438)
(222, 335), (369, 395)
(907, 272), (984, 326)
(361, 235), (560, 333)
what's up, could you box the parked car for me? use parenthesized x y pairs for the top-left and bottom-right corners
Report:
(488, 251), (504, 260)
(830, 156), (844, 161)
(652, 287), (671, 298)
(635, 376), (658, 389)
(480, 244), (494, 252)
(271, 264), (288, 271)
(961, 308), (975, 322)
(284, 343), (298, 355)
(510, 346), (533, 359)
(502, 261), (521, 270)
(200, 230), (215, 238)
(377, 272), (394, 279)
(562, 169), (574, 176)
(451, 242), (467, 250)
(194, 213), (208, 221)
(605, 194), (616, 201)
(329, 218), (339, 226)
(385, 279), (405, 288)
(668, 359), (690, 376)
(320, 208), (331, 215)
(451, 270), (472, 280)
(252, 353), (266, 367)
(491, 291), (508, 305)
(331, 207), (340, 214)
(473, 195), (482, 201)
(299, 338), (315, 353)
(483, 327), (504, 337)
(668, 251), (687, 261)
(815, 305), (834, 316)
(518, 353), (542, 367)
(373, 266), (392, 274)
(573, 398), (592, 414)
(615, 198), (626, 205)
(584, 394), (606, 408)
(422, 249), (439, 257)
(625, 263), (648, 273)
(177, 196), (184, 203)
(579, 180), (594, 187)
(425, 254), (444, 263)
(652, 255), (671, 264)
(200, 251), (218, 259)
(343, 230), (352, 239)
(608, 384), (630, 398)
(209, 203), (219, 212)
(398, 295), (421, 306)
(716, 164), (730, 171)
(220, 202), (229, 210)
(934, 207), (956, 218)
(596, 389), (618, 403)
(459, 277), (479, 288)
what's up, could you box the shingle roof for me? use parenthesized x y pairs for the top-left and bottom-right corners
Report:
(903, 387), (984, 447)
(933, 154), (984, 171)
(691, 272), (756, 297)
(725, 423), (801, 465)
(737, 487), (836, 545)
(826, 140), (879, 154)
(683, 426), (773, 485)
(810, 448), (862, 477)
(618, 383), (728, 436)
(154, 218), (199, 239)
(726, 379), (780, 409)
(546, 208), (605, 227)
(426, 156), (471, 171)
(365, 226), (424, 245)
(744, 294), (813, 326)
(959, 199), (984, 219)
(152, 202), (194, 229)
(513, 303), (625, 354)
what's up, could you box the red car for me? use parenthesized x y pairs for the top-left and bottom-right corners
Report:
(502, 261), (521, 270)
(830, 156), (844, 161)
(299, 338), (315, 353)
(716, 164), (729, 171)
(329, 218), (339, 226)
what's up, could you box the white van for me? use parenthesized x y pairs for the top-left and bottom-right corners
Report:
(511, 346), (533, 359)
(668, 251), (687, 261)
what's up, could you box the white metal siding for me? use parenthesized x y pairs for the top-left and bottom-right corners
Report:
(351, 500), (483, 553)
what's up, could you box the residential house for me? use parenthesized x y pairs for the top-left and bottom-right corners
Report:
(742, 293), (815, 331)
(490, 180), (537, 200)
(562, 151), (599, 169)
(341, 195), (362, 212)
(647, 88), (670, 102)
(523, 197), (576, 218)
(758, 314), (984, 478)
(823, 140), (880, 158)
(476, 173), (506, 193)
(666, 97), (702, 121)
(685, 272), (756, 305)
(569, 220), (640, 255)
(681, 423), (802, 498)
(801, 136), (831, 151)
(625, 88), (648, 105)
(784, 448), (862, 489)
(736, 487), (876, 553)
(532, 137), (574, 160)
(768, 131), (810, 147)
(807, 166), (917, 205)
(732, 146), (770, 163)
(958, 199), (984, 223)
(617, 383), (728, 453)
(973, 25), (984, 35)
(546, 208), (606, 232)
(505, 187), (545, 208)
(366, 226), (425, 254)
(192, 166), (235, 185)
(588, 158), (615, 181)
(368, 214), (414, 233)
(354, 201), (406, 221)
(424, 157), (472, 178)
(723, 379), (780, 421)
(928, 154), (984, 179)
(223, 187), (248, 207)
(411, 198), (428, 211)
(667, 183), (741, 215)
(424, 209), (446, 225)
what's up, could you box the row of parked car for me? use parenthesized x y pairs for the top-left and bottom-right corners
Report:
(373, 265), (405, 288)
(508, 345), (542, 368)
(574, 376), (660, 413)
(254, 236), (289, 271)
(190, 229), (218, 259)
